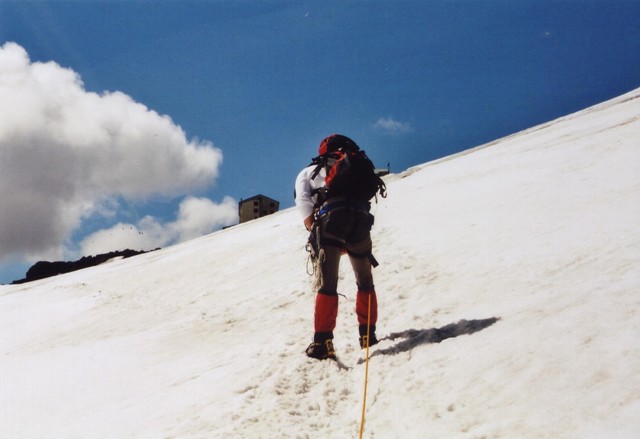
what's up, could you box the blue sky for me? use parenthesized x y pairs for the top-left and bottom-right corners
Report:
(1, 0), (639, 283)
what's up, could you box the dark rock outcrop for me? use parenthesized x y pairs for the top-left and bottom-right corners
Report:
(11, 249), (159, 284)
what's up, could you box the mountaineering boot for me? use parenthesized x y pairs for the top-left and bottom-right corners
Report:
(306, 338), (336, 360)
(359, 324), (379, 349)
(306, 332), (335, 360)
(359, 334), (379, 349)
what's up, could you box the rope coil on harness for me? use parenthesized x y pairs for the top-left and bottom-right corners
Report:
(305, 218), (325, 293)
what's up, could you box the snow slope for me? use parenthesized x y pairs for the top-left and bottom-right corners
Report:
(1, 89), (639, 438)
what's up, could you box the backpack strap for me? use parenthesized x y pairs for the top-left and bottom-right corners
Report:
(309, 154), (335, 207)
(309, 154), (329, 179)
(310, 162), (323, 180)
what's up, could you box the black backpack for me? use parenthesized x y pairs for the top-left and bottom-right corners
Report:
(310, 148), (386, 203)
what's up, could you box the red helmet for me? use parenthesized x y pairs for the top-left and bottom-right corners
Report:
(318, 134), (360, 156)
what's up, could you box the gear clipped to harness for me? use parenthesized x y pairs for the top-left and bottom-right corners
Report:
(310, 134), (387, 204)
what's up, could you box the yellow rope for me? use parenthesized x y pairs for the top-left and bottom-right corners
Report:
(359, 293), (372, 439)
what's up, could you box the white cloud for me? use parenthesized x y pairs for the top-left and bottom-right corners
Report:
(0, 42), (224, 262)
(172, 196), (238, 242)
(80, 196), (238, 255)
(372, 116), (413, 135)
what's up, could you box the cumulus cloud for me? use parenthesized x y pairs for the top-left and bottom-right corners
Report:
(0, 42), (225, 261)
(373, 116), (413, 135)
(80, 196), (238, 255)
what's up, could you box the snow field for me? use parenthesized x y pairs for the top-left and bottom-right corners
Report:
(1, 88), (639, 438)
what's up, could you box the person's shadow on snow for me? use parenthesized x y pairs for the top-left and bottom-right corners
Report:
(368, 317), (500, 359)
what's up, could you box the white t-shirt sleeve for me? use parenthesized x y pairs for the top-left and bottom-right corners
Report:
(294, 165), (325, 220)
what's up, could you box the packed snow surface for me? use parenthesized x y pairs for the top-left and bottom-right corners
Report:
(1, 89), (639, 438)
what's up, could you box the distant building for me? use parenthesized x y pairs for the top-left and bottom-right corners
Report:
(239, 194), (280, 223)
